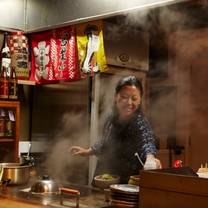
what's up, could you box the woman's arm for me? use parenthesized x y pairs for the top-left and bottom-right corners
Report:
(137, 114), (157, 158)
(136, 113), (161, 169)
(70, 146), (93, 156)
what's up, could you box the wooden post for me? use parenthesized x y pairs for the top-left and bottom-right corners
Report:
(88, 73), (100, 185)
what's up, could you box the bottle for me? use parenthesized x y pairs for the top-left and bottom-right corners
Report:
(8, 67), (18, 99)
(0, 109), (6, 137)
(5, 110), (13, 137)
(0, 66), (9, 99)
(0, 35), (10, 99)
(1, 34), (11, 75)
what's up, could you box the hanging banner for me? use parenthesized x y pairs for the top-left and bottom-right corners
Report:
(51, 26), (80, 81)
(31, 31), (55, 84)
(31, 26), (80, 84)
(76, 20), (108, 76)
(8, 32), (30, 80)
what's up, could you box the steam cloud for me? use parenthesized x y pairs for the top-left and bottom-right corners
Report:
(43, 112), (90, 184)
(35, 2), (208, 180)
(117, 3), (208, 169)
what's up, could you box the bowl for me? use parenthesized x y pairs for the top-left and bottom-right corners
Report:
(128, 175), (140, 186)
(94, 174), (120, 189)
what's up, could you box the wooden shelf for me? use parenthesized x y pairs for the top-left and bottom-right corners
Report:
(0, 101), (20, 162)
(17, 80), (36, 85)
(0, 138), (15, 142)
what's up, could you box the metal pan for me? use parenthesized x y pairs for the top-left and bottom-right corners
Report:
(0, 163), (32, 185)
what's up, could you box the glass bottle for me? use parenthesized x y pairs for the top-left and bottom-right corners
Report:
(8, 67), (18, 100)
(5, 110), (13, 137)
(1, 35), (11, 76)
(0, 36), (10, 99)
(0, 66), (9, 99)
(0, 109), (6, 137)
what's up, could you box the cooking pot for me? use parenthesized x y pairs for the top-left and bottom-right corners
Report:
(1, 163), (32, 185)
(31, 175), (80, 207)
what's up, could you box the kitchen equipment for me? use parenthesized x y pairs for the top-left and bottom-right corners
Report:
(20, 155), (35, 166)
(134, 152), (144, 166)
(30, 175), (80, 207)
(94, 174), (120, 189)
(31, 175), (60, 194)
(20, 143), (35, 166)
(1, 163), (32, 185)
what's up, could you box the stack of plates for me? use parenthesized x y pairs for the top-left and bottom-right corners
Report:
(110, 184), (139, 208)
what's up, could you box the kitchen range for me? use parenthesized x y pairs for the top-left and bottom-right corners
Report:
(0, 161), (141, 207)
(0, 175), (110, 208)
(2, 166), (208, 208)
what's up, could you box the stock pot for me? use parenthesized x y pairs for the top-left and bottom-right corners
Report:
(1, 163), (32, 185)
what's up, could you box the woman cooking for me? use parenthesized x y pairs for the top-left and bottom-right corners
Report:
(70, 75), (161, 183)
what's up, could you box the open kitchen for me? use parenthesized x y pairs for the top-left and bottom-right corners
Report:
(1, 0), (208, 207)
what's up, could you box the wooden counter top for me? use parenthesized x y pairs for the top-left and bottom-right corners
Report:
(0, 196), (47, 208)
(139, 169), (208, 208)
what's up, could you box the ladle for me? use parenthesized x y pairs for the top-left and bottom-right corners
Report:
(134, 152), (144, 166)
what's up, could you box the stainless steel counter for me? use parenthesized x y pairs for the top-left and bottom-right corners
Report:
(0, 180), (111, 208)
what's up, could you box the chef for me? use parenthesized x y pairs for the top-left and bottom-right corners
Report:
(70, 75), (161, 183)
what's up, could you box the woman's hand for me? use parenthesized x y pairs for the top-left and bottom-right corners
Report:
(70, 146), (92, 157)
(144, 154), (162, 170)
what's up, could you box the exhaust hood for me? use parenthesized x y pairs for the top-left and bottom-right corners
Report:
(104, 23), (149, 71)
(25, 0), (188, 32)
(0, 0), (189, 32)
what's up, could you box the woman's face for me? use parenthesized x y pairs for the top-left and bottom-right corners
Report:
(115, 85), (142, 120)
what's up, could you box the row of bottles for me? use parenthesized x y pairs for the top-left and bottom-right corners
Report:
(0, 67), (18, 100)
(0, 33), (18, 100)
